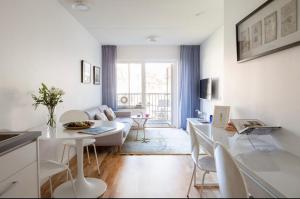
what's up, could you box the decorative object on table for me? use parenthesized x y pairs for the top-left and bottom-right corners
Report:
(63, 121), (95, 130)
(209, 115), (214, 123)
(81, 60), (92, 84)
(236, 0), (300, 62)
(93, 66), (101, 85)
(230, 119), (281, 134)
(32, 83), (64, 128)
(225, 122), (238, 135)
(212, 106), (230, 128)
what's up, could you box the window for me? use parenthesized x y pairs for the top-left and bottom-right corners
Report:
(116, 62), (173, 121)
(117, 63), (142, 108)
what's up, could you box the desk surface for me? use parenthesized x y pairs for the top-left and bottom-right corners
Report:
(187, 118), (300, 198)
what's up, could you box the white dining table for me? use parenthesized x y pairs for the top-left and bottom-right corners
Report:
(37, 120), (125, 198)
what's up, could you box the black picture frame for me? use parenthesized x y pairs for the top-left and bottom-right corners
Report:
(93, 66), (101, 85)
(81, 60), (91, 84)
(236, 0), (300, 62)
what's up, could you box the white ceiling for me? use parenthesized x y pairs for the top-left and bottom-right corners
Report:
(59, 0), (224, 45)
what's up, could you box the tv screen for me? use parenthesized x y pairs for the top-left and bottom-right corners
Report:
(199, 78), (212, 99)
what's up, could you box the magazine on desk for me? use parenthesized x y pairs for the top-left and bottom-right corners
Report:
(230, 119), (281, 134)
(79, 126), (116, 135)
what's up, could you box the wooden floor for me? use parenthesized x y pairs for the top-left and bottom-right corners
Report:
(41, 147), (219, 198)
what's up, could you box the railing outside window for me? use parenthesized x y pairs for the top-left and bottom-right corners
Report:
(117, 93), (171, 121)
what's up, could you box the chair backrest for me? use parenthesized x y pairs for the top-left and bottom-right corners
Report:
(214, 142), (248, 198)
(39, 139), (65, 162)
(59, 110), (89, 123)
(190, 126), (200, 164)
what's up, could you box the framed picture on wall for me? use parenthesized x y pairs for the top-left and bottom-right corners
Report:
(93, 66), (101, 85)
(236, 0), (300, 62)
(81, 60), (91, 84)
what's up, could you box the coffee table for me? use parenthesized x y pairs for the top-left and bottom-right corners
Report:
(131, 115), (150, 143)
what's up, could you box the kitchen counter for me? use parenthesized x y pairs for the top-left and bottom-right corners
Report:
(0, 131), (41, 156)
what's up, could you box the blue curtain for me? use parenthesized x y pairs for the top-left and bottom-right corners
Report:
(179, 45), (200, 129)
(102, 45), (117, 110)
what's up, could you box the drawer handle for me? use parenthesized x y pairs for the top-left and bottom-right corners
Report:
(0, 181), (18, 197)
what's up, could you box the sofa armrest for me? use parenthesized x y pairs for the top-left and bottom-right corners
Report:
(114, 111), (131, 118)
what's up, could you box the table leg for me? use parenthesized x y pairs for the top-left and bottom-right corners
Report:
(141, 119), (150, 143)
(133, 119), (140, 141)
(53, 139), (107, 198)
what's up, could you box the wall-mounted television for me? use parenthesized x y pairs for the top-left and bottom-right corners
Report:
(199, 78), (212, 100)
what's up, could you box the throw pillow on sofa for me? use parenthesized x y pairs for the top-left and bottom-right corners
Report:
(95, 112), (109, 121)
(104, 108), (116, 121)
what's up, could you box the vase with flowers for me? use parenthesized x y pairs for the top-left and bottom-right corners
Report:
(32, 83), (65, 128)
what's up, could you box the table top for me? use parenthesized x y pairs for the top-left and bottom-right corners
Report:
(29, 120), (125, 140)
(131, 115), (151, 119)
(187, 118), (300, 198)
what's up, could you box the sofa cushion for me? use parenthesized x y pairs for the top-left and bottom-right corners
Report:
(104, 108), (116, 121)
(95, 112), (109, 121)
(84, 107), (101, 120)
(98, 105), (109, 113)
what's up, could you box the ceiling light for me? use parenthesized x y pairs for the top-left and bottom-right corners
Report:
(147, 35), (158, 42)
(72, 0), (89, 11)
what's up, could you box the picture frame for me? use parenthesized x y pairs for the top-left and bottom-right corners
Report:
(236, 0), (300, 62)
(93, 66), (101, 85)
(81, 60), (91, 84)
(212, 106), (230, 128)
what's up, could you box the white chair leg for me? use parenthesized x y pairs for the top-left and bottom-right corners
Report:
(61, 144), (66, 163)
(67, 168), (77, 198)
(86, 146), (91, 164)
(187, 164), (196, 198)
(93, 144), (101, 175)
(200, 170), (209, 197)
(66, 146), (72, 181)
(49, 176), (53, 198)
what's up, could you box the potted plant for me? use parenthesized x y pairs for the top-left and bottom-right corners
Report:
(32, 83), (65, 128)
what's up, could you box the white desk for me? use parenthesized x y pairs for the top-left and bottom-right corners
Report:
(36, 120), (125, 198)
(187, 118), (300, 198)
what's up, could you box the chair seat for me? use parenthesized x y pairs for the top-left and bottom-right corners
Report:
(62, 138), (96, 147)
(40, 160), (68, 180)
(197, 156), (216, 172)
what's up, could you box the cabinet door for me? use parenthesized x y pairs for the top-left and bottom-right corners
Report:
(0, 162), (38, 198)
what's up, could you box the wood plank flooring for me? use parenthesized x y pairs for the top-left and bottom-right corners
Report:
(41, 147), (219, 198)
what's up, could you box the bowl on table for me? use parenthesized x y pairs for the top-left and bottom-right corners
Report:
(63, 121), (95, 130)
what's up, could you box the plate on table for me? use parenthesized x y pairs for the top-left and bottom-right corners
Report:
(63, 121), (95, 130)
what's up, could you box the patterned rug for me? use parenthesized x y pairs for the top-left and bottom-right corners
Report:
(120, 128), (191, 155)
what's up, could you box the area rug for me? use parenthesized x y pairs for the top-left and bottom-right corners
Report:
(120, 128), (191, 155)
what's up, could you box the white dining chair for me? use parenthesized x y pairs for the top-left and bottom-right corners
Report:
(39, 139), (76, 198)
(214, 142), (248, 198)
(187, 126), (216, 198)
(59, 110), (100, 175)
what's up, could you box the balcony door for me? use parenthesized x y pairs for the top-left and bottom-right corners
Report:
(116, 62), (173, 124)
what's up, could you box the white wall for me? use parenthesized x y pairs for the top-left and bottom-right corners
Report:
(224, 0), (300, 137)
(117, 46), (180, 127)
(200, 26), (224, 118)
(0, 0), (101, 131)
(117, 46), (179, 62)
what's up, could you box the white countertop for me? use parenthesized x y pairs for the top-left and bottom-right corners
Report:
(187, 118), (300, 198)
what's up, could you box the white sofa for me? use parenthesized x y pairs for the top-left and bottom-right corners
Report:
(84, 105), (133, 148)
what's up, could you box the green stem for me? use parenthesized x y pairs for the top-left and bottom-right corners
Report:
(47, 106), (56, 128)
